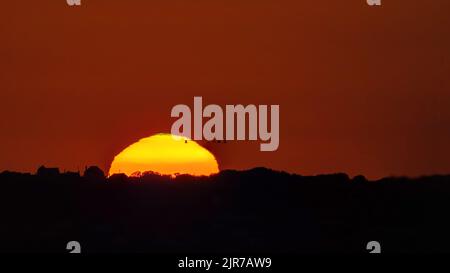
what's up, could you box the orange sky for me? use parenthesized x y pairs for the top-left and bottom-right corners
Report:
(1, 0), (450, 179)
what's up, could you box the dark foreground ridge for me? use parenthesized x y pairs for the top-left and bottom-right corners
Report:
(1, 166), (450, 253)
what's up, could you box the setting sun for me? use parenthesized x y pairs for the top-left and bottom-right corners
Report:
(108, 134), (219, 177)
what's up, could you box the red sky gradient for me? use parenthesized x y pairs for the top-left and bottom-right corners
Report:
(1, 0), (450, 179)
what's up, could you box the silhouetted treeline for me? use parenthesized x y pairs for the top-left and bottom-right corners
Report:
(1, 166), (450, 253)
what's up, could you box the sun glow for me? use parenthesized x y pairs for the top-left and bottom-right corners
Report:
(108, 134), (219, 177)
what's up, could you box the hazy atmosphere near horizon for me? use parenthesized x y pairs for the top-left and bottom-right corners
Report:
(1, 0), (450, 179)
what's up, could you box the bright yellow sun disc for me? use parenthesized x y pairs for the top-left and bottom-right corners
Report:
(109, 134), (219, 177)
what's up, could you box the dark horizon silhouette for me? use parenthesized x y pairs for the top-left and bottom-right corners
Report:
(1, 166), (450, 253)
